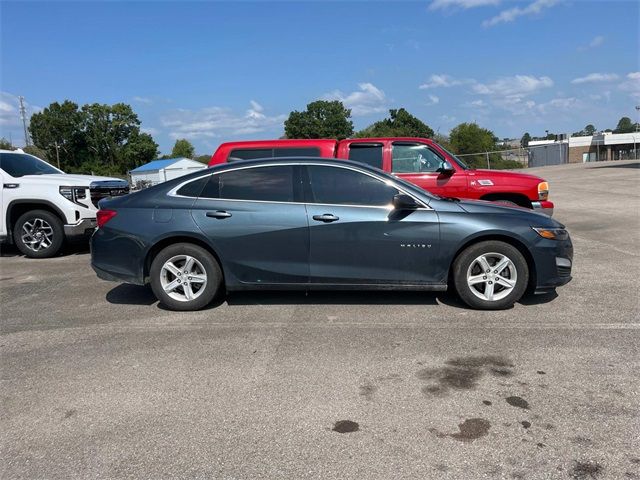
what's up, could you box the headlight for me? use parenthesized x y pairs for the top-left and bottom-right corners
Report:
(538, 181), (549, 200)
(59, 186), (89, 204)
(532, 227), (569, 240)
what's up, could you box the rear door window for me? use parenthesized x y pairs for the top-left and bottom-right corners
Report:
(347, 143), (384, 169)
(201, 165), (295, 202)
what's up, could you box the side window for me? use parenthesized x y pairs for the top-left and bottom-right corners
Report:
(273, 147), (320, 157)
(307, 165), (398, 207)
(392, 143), (444, 173)
(176, 176), (210, 197)
(348, 143), (383, 169)
(228, 149), (272, 162)
(201, 166), (295, 202)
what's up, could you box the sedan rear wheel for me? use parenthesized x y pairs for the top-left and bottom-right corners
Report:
(150, 243), (223, 311)
(453, 241), (528, 310)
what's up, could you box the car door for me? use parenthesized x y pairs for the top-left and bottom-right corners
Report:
(190, 164), (309, 285)
(303, 164), (442, 285)
(391, 142), (467, 198)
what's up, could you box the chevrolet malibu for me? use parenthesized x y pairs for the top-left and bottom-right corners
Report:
(91, 158), (572, 311)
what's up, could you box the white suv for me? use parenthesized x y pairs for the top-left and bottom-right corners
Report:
(0, 149), (129, 258)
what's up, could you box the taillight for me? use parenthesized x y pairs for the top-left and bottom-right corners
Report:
(96, 209), (117, 228)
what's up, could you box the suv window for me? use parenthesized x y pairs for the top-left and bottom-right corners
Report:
(228, 149), (272, 162)
(348, 143), (383, 169)
(306, 165), (398, 206)
(0, 153), (60, 177)
(392, 143), (444, 173)
(201, 165), (295, 202)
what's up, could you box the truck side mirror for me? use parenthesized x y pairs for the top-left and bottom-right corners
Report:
(437, 161), (455, 175)
(393, 193), (419, 210)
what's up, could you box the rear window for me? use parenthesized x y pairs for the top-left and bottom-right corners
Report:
(228, 147), (320, 162)
(348, 143), (383, 170)
(176, 176), (210, 197)
(200, 165), (295, 202)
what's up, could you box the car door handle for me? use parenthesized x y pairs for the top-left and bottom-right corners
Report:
(206, 210), (232, 219)
(312, 214), (339, 223)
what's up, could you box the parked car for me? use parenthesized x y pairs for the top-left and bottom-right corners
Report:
(91, 158), (572, 311)
(0, 149), (129, 258)
(209, 138), (554, 216)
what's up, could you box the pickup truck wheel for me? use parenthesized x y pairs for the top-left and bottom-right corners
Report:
(13, 210), (64, 258)
(149, 243), (223, 311)
(453, 241), (528, 310)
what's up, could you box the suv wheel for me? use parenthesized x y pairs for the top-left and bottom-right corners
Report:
(453, 240), (528, 310)
(13, 210), (64, 258)
(149, 243), (223, 311)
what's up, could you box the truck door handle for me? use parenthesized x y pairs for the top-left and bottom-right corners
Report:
(206, 210), (232, 219)
(312, 214), (339, 223)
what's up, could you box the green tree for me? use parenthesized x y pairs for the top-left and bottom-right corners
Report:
(614, 116), (634, 133)
(520, 132), (531, 148)
(284, 100), (353, 139)
(355, 108), (434, 138)
(0, 138), (15, 150)
(584, 124), (596, 136)
(171, 139), (195, 158)
(29, 100), (85, 170)
(195, 154), (212, 164)
(22, 145), (48, 160)
(121, 132), (158, 172)
(449, 122), (500, 169)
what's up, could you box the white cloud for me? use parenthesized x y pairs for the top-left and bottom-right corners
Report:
(323, 82), (388, 116)
(589, 35), (605, 48)
(571, 73), (619, 84)
(619, 72), (640, 101)
(429, 0), (500, 10)
(160, 101), (286, 139)
(482, 0), (558, 27)
(132, 96), (153, 105)
(419, 74), (471, 89)
(439, 114), (457, 124)
(140, 127), (159, 136)
(425, 95), (440, 106)
(472, 75), (553, 96)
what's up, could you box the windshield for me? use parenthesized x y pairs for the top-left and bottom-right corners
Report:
(439, 146), (470, 170)
(0, 153), (62, 177)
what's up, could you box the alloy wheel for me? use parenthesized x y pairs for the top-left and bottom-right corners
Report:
(160, 255), (208, 302)
(466, 252), (517, 302)
(21, 218), (54, 252)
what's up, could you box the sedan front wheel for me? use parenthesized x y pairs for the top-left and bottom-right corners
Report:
(453, 240), (529, 310)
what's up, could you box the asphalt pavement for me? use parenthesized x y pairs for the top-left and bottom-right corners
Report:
(1, 160), (639, 479)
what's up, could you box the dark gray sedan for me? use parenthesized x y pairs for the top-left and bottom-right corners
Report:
(91, 158), (572, 311)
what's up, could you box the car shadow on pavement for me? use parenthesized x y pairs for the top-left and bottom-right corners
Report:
(0, 242), (90, 258)
(105, 284), (559, 309)
(590, 161), (639, 169)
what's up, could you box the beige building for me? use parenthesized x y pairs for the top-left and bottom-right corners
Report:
(530, 132), (639, 164)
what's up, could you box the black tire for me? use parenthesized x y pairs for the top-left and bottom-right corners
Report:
(452, 240), (529, 310)
(149, 243), (223, 311)
(13, 210), (64, 258)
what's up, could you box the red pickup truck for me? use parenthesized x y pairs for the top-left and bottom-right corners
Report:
(209, 138), (554, 215)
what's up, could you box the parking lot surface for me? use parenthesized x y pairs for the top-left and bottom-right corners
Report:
(1, 160), (639, 479)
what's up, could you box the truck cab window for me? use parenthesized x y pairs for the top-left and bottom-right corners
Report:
(348, 143), (383, 170)
(392, 143), (444, 173)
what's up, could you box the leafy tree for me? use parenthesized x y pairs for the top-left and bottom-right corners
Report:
(584, 124), (596, 136)
(195, 154), (212, 164)
(22, 145), (48, 160)
(355, 108), (434, 138)
(171, 139), (195, 158)
(121, 132), (158, 171)
(614, 116), (634, 133)
(0, 138), (15, 150)
(29, 100), (85, 170)
(449, 122), (500, 169)
(545, 132), (556, 140)
(520, 132), (531, 148)
(284, 100), (353, 139)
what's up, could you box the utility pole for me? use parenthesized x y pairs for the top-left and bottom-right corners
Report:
(18, 96), (31, 147)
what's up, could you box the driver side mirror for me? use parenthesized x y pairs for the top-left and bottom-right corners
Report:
(393, 193), (419, 210)
(437, 161), (455, 176)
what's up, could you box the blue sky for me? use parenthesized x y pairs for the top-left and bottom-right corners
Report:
(1, 0), (639, 155)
